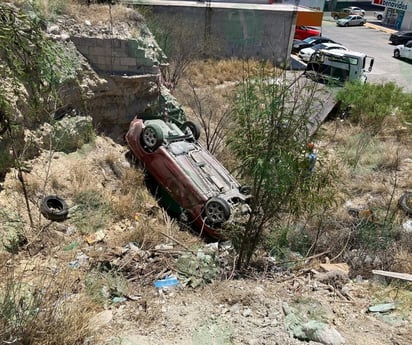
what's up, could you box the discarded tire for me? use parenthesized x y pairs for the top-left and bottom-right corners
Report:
(399, 192), (412, 216)
(40, 195), (69, 221)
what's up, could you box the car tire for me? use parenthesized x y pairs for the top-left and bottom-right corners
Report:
(182, 121), (201, 140)
(142, 123), (164, 151)
(399, 192), (412, 216)
(40, 195), (69, 221)
(394, 49), (400, 58)
(334, 15), (339, 20)
(377, 15), (382, 20)
(204, 197), (230, 224)
(344, 23), (349, 27)
(239, 185), (251, 195)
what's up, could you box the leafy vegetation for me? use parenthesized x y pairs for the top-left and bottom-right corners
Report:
(336, 81), (412, 135)
(227, 66), (338, 269)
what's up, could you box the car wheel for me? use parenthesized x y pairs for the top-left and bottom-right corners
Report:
(204, 197), (230, 224)
(142, 124), (164, 150)
(394, 49), (400, 58)
(182, 121), (201, 140)
(239, 185), (251, 195)
(377, 15), (382, 20)
(334, 15), (339, 20)
(399, 192), (412, 216)
(344, 23), (349, 27)
(40, 195), (69, 221)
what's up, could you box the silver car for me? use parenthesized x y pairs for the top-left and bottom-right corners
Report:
(337, 15), (366, 27)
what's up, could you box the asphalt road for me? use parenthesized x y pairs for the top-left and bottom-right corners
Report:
(320, 15), (412, 92)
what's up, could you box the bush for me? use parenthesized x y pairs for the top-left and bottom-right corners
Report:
(336, 82), (407, 134)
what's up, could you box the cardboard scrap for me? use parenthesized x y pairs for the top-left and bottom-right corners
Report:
(319, 263), (350, 275)
(85, 230), (106, 245)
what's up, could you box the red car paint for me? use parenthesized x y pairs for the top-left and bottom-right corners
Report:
(125, 117), (251, 238)
(294, 26), (321, 40)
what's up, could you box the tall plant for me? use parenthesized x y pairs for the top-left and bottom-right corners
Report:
(228, 65), (337, 269)
(0, 2), (71, 226)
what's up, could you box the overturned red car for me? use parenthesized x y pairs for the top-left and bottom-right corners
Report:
(125, 117), (251, 238)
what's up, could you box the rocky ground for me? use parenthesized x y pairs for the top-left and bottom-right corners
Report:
(1, 135), (410, 345)
(1, 2), (411, 345)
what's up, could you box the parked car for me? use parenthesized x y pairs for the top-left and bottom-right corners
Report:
(331, 8), (352, 20)
(298, 42), (347, 62)
(389, 31), (412, 45)
(292, 36), (336, 54)
(125, 118), (251, 238)
(294, 25), (321, 40)
(337, 15), (366, 27)
(347, 7), (366, 16)
(393, 40), (412, 60)
(332, 7), (365, 20)
(374, 11), (384, 20)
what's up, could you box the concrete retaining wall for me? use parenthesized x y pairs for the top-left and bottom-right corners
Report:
(71, 36), (165, 75)
(146, 6), (295, 65)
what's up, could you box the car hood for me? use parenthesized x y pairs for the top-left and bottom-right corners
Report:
(166, 141), (248, 202)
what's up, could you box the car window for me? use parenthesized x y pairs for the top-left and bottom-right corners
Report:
(304, 37), (317, 43)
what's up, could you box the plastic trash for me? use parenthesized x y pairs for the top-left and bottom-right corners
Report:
(154, 276), (179, 289)
(112, 296), (127, 303)
(368, 302), (396, 313)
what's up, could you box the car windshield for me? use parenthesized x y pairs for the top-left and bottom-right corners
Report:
(303, 37), (318, 43)
(311, 43), (326, 50)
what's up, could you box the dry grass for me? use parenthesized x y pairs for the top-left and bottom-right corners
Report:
(186, 58), (279, 87)
(109, 167), (150, 220)
(0, 260), (94, 345)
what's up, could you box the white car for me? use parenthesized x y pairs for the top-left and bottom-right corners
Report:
(394, 40), (412, 60)
(348, 6), (366, 16)
(298, 42), (347, 62)
(374, 11), (384, 20)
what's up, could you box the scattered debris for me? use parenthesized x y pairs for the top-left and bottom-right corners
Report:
(402, 219), (412, 233)
(372, 270), (412, 282)
(319, 263), (350, 275)
(283, 303), (345, 345)
(368, 302), (396, 313)
(348, 207), (374, 221)
(85, 229), (106, 245)
(154, 276), (179, 289)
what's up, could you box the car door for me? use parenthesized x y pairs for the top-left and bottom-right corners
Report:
(406, 41), (412, 59)
(354, 16), (362, 25)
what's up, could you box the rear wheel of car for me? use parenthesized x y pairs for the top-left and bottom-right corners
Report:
(182, 121), (201, 140)
(334, 15), (339, 20)
(142, 124), (164, 150)
(204, 197), (230, 224)
(377, 15), (382, 20)
(394, 49), (400, 58)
